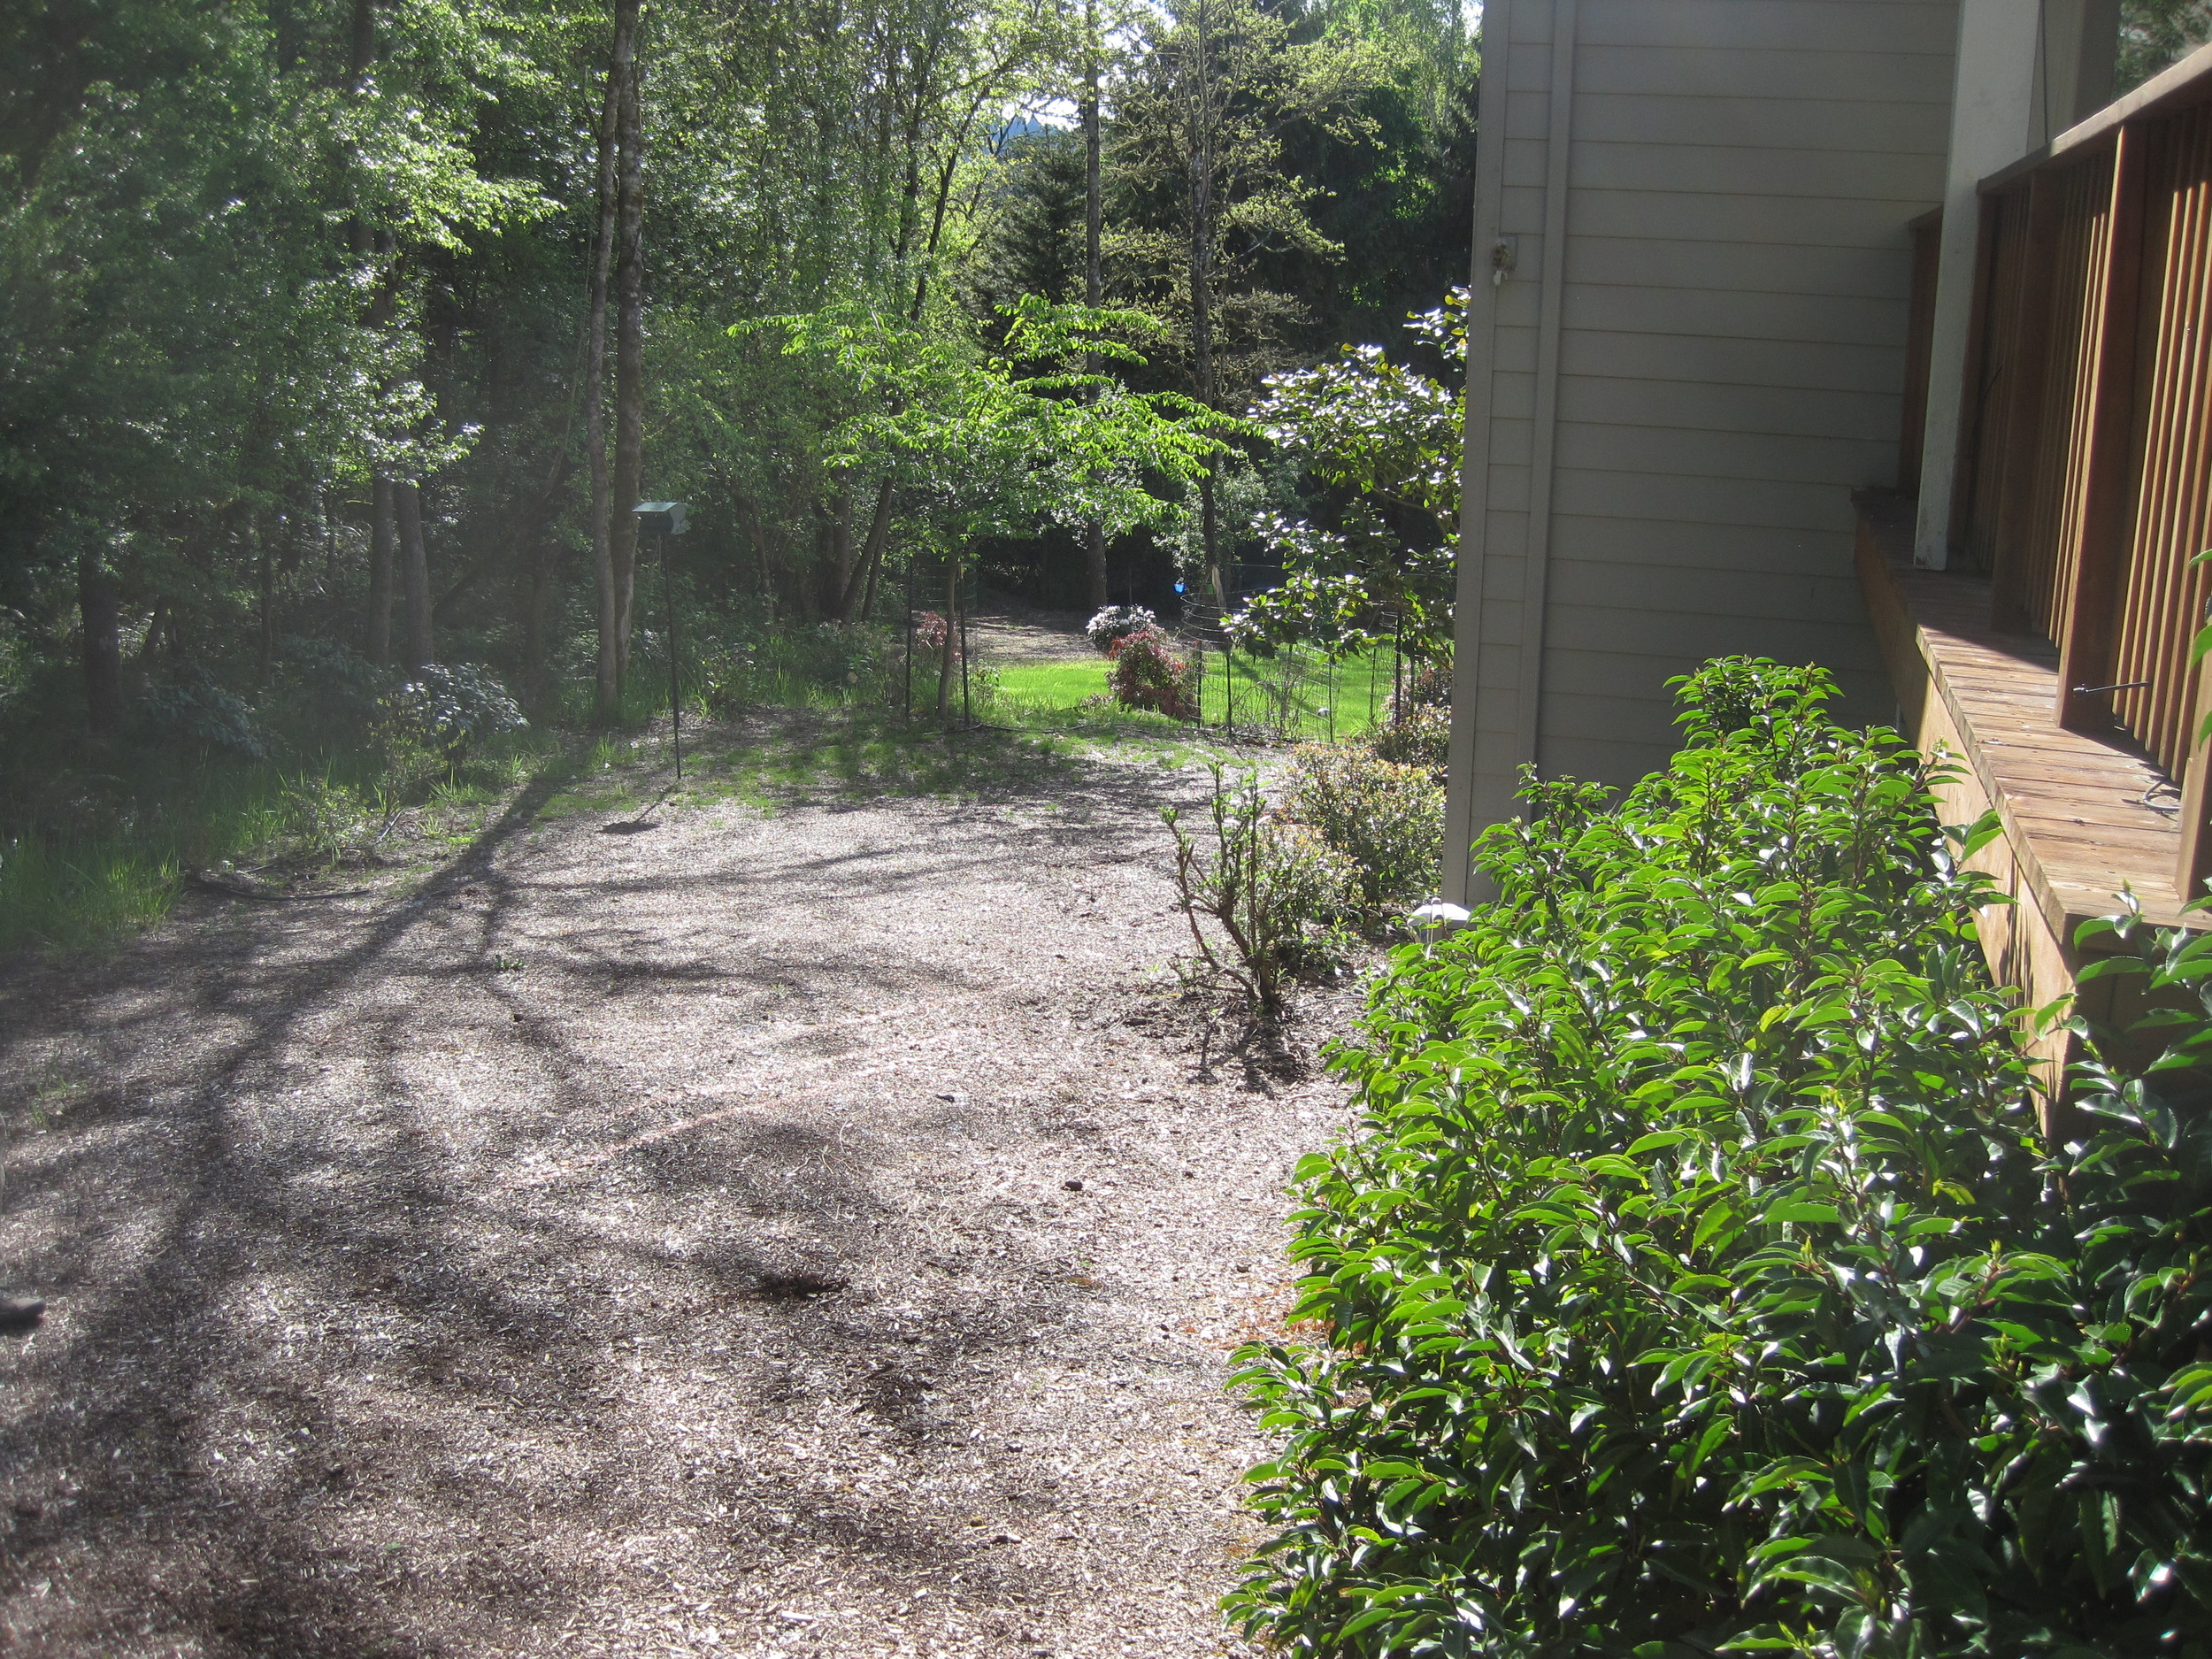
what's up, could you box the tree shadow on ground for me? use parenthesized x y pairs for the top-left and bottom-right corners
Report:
(0, 728), (1244, 1656)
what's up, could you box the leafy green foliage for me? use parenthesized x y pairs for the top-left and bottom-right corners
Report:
(377, 663), (526, 757)
(1232, 293), (1464, 658)
(135, 664), (268, 761)
(756, 296), (1230, 553)
(1280, 741), (1442, 911)
(1228, 659), (2212, 1659)
(1363, 703), (1449, 772)
(2119, 0), (2212, 92)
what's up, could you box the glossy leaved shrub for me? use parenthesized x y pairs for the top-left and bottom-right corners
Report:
(1228, 658), (2212, 1659)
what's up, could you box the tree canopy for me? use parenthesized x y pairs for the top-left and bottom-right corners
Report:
(0, 0), (1480, 756)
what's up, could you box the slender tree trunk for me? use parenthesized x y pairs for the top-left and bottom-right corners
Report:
(1189, 171), (1223, 612)
(1082, 0), (1109, 611)
(135, 601), (167, 670)
(861, 544), (884, 622)
(610, 0), (646, 686)
(836, 484), (894, 621)
(736, 491), (777, 618)
(1187, 0), (1225, 613)
(346, 0), (375, 90)
(396, 480), (432, 674)
(822, 485), (854, 616)
(257, 518), (276, 685)
(588, 53), (621, 721)
(368, 474), (396, 664)
(79, 545), (124, 740)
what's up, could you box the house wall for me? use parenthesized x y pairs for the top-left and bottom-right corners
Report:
(1447, 0), (1962, 897)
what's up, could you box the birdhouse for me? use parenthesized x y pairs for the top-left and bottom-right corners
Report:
(633, 501), (688, 536)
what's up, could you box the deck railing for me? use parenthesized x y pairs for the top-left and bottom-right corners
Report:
(1933, 50), (2212, 895)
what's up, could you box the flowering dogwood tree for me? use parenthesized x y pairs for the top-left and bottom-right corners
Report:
(1229, 290), (1465, 662)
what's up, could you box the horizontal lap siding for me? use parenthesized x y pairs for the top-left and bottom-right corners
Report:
(1497, 0), (1955, 786)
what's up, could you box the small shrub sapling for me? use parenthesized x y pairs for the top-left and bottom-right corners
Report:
(1280, 742), (1443, 912)
(1164, 764), (1356, 1019)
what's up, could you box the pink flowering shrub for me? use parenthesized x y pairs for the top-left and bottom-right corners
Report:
(1106, 624), (1197, 720)
(915, 611), (962, 660)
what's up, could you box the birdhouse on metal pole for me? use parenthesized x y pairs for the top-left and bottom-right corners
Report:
(632, 501), (688, 536)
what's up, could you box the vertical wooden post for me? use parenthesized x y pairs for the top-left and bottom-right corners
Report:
(2177, 607), (2212, 902)
(1989, 173), (2065, 633)
(1947, 194), (2006, 557)
(1898, 209), (1944, 495)
(2055, 126), (2156, 731)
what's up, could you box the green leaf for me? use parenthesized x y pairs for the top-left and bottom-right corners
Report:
(1764, 1198), (1841, 1227)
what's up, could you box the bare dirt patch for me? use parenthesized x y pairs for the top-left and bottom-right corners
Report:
(0, 718), (1355, 1658)
(963, 597), (1097, 666)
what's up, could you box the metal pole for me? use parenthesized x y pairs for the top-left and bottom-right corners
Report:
(1393, 614), (1403, 727)
(664, 537), (683, 780)
(959, 562), (972, 728)
(903, 557), (917, 721)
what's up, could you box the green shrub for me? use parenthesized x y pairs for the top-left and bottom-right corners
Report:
(377, 663), (526, 756)
(695, 623), (901, 715)
(1364, 703), (1449, 773)
(1227, 659), (2212, 1659)
(1165, 764), (1356, 1017)
(135, 662), (266, 760)
(1282, 741), (1443, 910)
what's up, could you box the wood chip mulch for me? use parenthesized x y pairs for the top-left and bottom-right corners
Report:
(0, 729), (1363, 1658)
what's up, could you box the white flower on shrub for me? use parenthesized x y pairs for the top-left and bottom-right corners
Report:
(1085, 605), (1158, 652)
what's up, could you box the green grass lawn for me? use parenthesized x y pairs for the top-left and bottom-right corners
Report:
(987, 642), (1398, 744)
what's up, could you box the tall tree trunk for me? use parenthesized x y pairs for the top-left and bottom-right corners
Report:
(78, 545), (123, 740)
(1189, 175), (1223, 613)
(396, 480), (432, 673)
(588, 52), (621, 722)
(736, 491), (777, 618)
(368, 474), (396, 664)
(257, 518), (276, 685)
(135, 601), (167, 670)
(345, 0), (375, 91)
(1187, 0), (1225, 614)
(861, 543), (884, 622)
(1082, 0), (1109, 611)
(821, 486), (854, 617)
(835, 484), (893, 621)
(610, 0), (646, 686)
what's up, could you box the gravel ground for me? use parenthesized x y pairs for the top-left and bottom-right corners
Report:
(0, 718), (1356, 1657)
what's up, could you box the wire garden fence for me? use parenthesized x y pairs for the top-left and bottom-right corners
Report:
(1180, 603), (1415, 744)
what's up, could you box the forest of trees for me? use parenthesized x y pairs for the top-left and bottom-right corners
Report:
(0, 0), (1479, 763)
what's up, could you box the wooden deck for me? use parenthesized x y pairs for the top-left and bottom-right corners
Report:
(1858, 493), (2199, 940)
